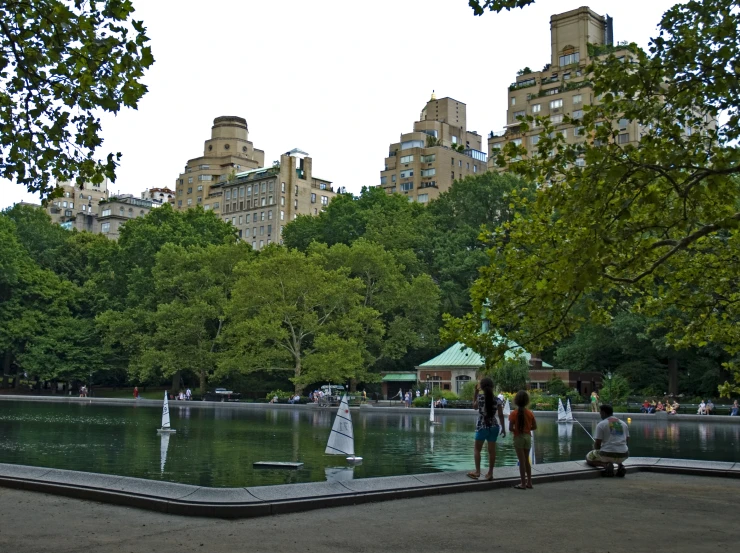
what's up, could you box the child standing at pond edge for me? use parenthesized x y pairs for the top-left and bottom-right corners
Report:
(509, 390), (537, 489)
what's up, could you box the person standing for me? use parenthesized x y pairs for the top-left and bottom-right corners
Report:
(586, 404), (629, 477)
(590, 391), (600, 412)
(185, 388), (192, 401)
(467, 377), (506, 481)
(509, 390), (537, 489)
(133, 386), (139, 400)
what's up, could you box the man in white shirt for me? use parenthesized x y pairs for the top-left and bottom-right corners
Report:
(586, 404), (629, 477)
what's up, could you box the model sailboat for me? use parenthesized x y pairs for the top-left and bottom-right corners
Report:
(325, 394), (361, 463)
(557, 398), (567, 422)
(157, 391), (176, 434)
(430, 397), (441, 425)
(565, 399), (574, 422)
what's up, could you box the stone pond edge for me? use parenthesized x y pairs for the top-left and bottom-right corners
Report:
(0, 458), (737, 519)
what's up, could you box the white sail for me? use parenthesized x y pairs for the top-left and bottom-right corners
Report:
(565, 399), (574, 422)
(326, 395), (355, 456)
(557, 398), (567, 422)
(429, 397), (435, 423)
(503, 399), (511, 416)
(161, 392), (171, 429)
(160, 432), (170, 474)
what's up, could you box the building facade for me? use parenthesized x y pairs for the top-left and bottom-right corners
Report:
(214, 149), (336, 250)
(57, 194), (154, 240)
(141, 187), (175, 206)
(46, 179), (109, 226)
(174, 116), (265, 212)
(488, 7), (640, 166)
(379, 95), (487, 203)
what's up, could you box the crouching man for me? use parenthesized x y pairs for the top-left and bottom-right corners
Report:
(586, 404), (629, 477)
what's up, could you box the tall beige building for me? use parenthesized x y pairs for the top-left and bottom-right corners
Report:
(488, 7), (639, 166)
(379, 95), (487, 203)
(174, 116), (265, 211)
(215, 148), (336, 250)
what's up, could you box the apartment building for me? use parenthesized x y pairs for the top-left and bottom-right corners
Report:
(55, 194), (154, 239)
(174, 116), (265, 212)
(214, 148), (336, 250)
(380, 95), (487, 203)
(46, 179), (109, 225)
(141, 187), (175, 206)
(488, 7), (640, 166)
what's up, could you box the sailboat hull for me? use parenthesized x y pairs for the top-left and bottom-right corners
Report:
(157, 428), (177, 434)
(346, 456), (363, 463)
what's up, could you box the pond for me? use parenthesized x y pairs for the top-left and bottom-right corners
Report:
(1, 400), (738, 487)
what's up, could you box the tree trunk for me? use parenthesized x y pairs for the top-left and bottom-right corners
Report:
(171, 371), (181, 394)
(1, 352), (10, 388)
(668, 357), (679, 396)
(199, 369), (207, 398)
(349, 378), (357, 393)
(294, 354), (303, 395)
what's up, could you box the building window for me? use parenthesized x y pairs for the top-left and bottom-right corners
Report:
(513, 110), (526, 121)
(619, 118), (629, 130)
(559, 52), (579, 66)
(549, 99), (563, 109)
(187, 199), (192, 206)
(259, 240), (264, 248)
(267, 224), (272, 235)
(532, 104), (541, 113)
(198, 175), (212, 182)
(188, 177), (193, 184)
(400, 182), (413, 192)
(213, 202), (219, 209)
(197, 196), (202, 203)
(321, 195), (328, 206)
(421, 168), (436, 177)
(574, 127), (584, 136)
(260, 226), (264, 236)
(269, 181), (274, 192)
(101, 208), (111, 217)
(618, 133), (630, 144)
(452, 135), (458, 144)
(400, 155), (414, 164)
(178, 200), (182, 207)
(380, 176), (387, 185)
(512, 138), (522, 147)
(281, 182), (286, 193)
(473, 165), (478, 173)
(572, 109), (583, 119)
(101, 222), (110, 233)
(239, 215), (243, 225)
(418, 193), (429, 203)
(260, 211), (265, 221)
(199, 164), (210, 170)
(262, 183), (267, 193)
(294, 199), (298, 209)
(511, 97), (516, 106)
(530, 135), (540, 145)
(575, 158), (586, 167)
(550, 114), (563, 124)
(280, 210), (285, 220)
(245, 227), (250, 237)
(232, 217), (236, 225)
(267, 211), (273, 220)
(197, 185), (203, 191)
(252, 241), (257, 249)
(545, 88), (559, 96)
(421, 154), (435, 163)
(187, 187), (192, 194)
(573, 94), (582, 104)
(281, 196), (285, 206)
(239, 187), (245, 197)
(204, 204), (211, 210)
(401, 140), (424, 150)
(400, 169), (414, 178)
(391, 174), (396, 182)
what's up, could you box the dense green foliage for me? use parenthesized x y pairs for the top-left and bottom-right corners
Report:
(1, 0), (153, 196)
(450, 0), (740, 397)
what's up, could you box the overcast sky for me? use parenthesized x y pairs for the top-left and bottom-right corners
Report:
(1, 0), (678, 209)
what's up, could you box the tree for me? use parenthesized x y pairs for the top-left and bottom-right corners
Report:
(1, 0), (154, 196)
(451, 0), (740, 396)
(309, 239), (441, 365)
(545, 374), (568, 396)
(220, 247), (383, 394)
(490, 357), (530, 393)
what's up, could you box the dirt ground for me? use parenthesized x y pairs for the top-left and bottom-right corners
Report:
(0, 472), (737, 553)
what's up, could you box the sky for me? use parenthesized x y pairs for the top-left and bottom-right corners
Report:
(1, 0), (679, 209)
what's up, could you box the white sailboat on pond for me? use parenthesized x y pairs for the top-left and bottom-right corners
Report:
(157, 392), (176, 434)
(325, 394), (361, 463)
(565, 399), (574, 422)
(429, 397), (441, 426)
(557, 398), (567, 422)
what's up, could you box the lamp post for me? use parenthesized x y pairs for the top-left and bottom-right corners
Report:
(426, 374), (430, 397)
(606, 371), (613, 403)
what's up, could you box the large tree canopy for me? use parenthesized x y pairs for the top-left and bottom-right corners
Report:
(449, 0), (740, 395)
(0, 0), (153, 196)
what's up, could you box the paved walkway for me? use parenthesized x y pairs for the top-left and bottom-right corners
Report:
(0, 472), (737, 553)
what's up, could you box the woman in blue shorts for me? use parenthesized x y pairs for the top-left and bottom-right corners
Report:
(467, 376), (506, 481)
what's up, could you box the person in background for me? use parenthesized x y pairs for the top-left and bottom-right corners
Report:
(416, 389), (421, 399)
(133, 386), (140, 400)
(706, 399), (714, 415)
(698, 400), (707, 415)
(730, 400), (738, 416)
(467, 377), (506, 481)
(185, 388), (192, 401)
(649, 400), (657, 413)
(586, 404), (629, 477)
(362, 389), (367, 403)
(641, 400), (651, 413)
(656, 401), (664, 412)
(590, 391), (600, 413)
(509, 390), (537, 489)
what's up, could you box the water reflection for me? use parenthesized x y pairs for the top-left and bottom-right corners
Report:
(0, 401), (738, 488)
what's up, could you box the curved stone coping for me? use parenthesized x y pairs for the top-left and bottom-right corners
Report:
(0, 458), (736, 519)
(1, 395), (738, 423)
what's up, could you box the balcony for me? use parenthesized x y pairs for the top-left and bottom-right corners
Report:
(462, 149), (488, 163)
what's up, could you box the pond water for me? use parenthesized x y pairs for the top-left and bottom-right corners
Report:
(1, 401), (738, 487)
